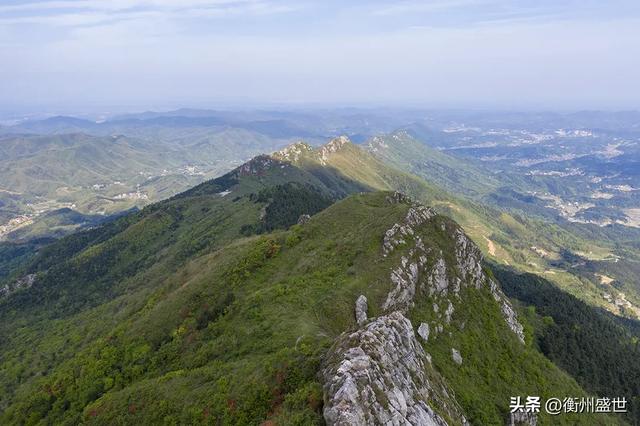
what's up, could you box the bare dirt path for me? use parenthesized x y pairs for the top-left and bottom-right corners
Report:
(484, 236), (496, 256)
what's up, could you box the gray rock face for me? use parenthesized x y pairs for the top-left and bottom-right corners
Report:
(454, 229), (485, 289)
(297, 214), (311, 225)
(489, 279), (526, 343)
(382, 258), (421, 312)
(444, 302), (454, 324)
(451, 348), (463, 365)
(382, 223), (411, 258)
(322, 312), (453, 426)
(381, 202), (435, 312)
(355, 295), (368, 326)
(428, 258), (449, 296)
(382, 203), (435, 258)
(417, 323), (430, 342)
(507, 411), (538, 426)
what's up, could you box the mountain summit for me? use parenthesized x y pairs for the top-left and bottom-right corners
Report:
(273, 135), (353, 165)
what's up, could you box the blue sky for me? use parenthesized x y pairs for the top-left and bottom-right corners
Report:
(1, 0), (640, 113)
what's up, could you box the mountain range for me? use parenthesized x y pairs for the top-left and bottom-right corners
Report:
(1, 135), (638, 425)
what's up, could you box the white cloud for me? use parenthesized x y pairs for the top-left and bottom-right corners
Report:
(0, 0), (295, 27)
(0, 1), (639, 109)
(0, 0), (256, 13)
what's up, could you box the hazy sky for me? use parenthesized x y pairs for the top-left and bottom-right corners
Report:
(1, 0), (640, 113)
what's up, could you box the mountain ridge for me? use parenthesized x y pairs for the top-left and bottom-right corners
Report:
(1, 189), (617, 425)
(0, 136), (636, 424)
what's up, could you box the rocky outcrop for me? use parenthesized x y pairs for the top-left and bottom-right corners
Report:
(381, 200), (436, 315)
(417, 323), (430, 342)
(322, 311), (461, 426)
(444, 301), (454, 324)
(366, 135), (390, 153)
(507, 411), (538, 426)
(236, 155), (282, 176)
(454, 229), (484, 289)
(380, 195), (524, 343)
(382, 195), (435, 259)
(297, 214), (311, 225)
(322, 194), (524, 425)
(319, 136), (351, 165)
(427, 227), (525, 343)
(382, 257), (423, 312)
(0, 273), (36, 299)
(451, 348), (463, 366)
(489, 279), (525, 343)
(385, 191), (412, 205)
(271, 136), (352, 167)
(427, 258), (449, 296)
(355, 295), (368, 326)
(382, 199), (436, 311)
(273, 141), (313, 162)
(367, 131), (412, 153)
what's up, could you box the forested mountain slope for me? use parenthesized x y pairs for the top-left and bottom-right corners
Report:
(495, 266), (640, 423)
(0, 140), (631, 424)
(0, 129), (294, 241)
(1, 190), (622, 425)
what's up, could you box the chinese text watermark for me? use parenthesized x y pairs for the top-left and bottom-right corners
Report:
(510, 396), (627, 415)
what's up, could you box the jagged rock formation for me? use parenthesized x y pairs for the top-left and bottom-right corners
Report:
(274, 141), (313, 162)
(382, 256), (423, 312)
(355, 295), (368, 326)
(321, 312), (459, 426)
(273, 136), (354, 167)
(367, 130), (412, 153)
(382, 205), (435, 258)
(381, 194), (525, 343)
(453, 228), (484, 290)
(319, 136), (350, 165)
(427, 258), (450, 296)
(237, 155), (281, 176)
(381, 203), (436, 314)
(489, 279), (525, 343)
(271, 136), (351, 166)
(322, 192), (524, 425)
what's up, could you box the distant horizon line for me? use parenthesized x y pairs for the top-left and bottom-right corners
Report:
(2, 104), (640, 122)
